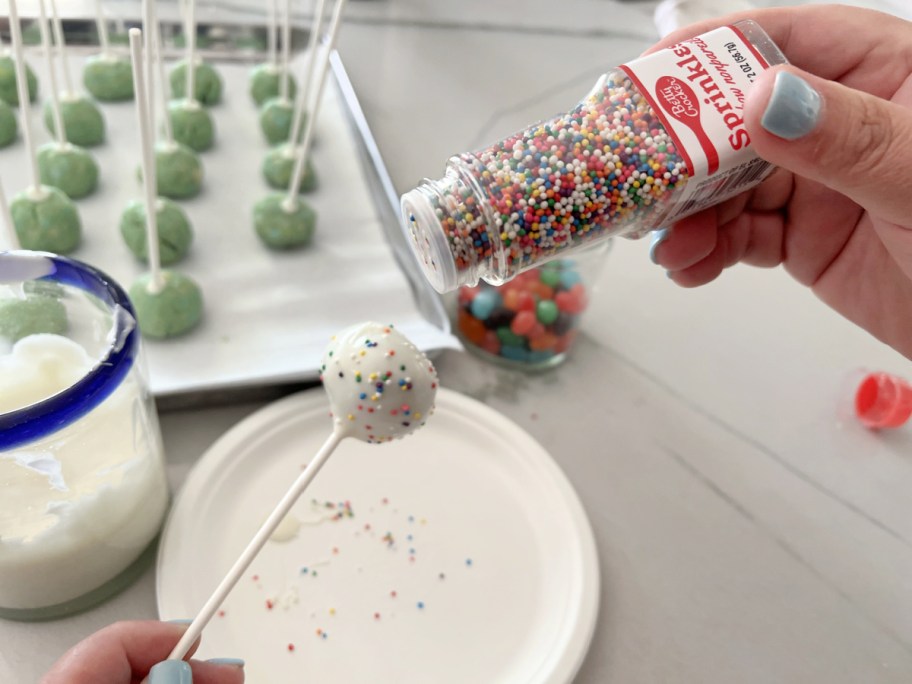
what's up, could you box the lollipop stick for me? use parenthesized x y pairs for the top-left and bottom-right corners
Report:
(151, 2), (173, 144)
(280, 0), (291, 101)
(8, 0), (41, 193)
(185, 0), (197, 103)
(49, 0), (75, 97)
(143, 0), (156, 139)
(0, 177), (18, 250)
(268, 0), (278, 67)
(38, 0), (66, 147)
(287, 0), (327, 149)
(94, 0), (111, 55)
(167, 430), (344, 662)
(129, 28), (163, 293)
(284, 0), (347, 211)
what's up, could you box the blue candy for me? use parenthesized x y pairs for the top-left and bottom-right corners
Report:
(469, 289), (501, 321)
(500, 345), (529, 362)
(560, 269), (583, 288)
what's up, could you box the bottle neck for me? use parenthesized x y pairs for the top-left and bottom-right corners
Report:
(400, 157), (502, 293)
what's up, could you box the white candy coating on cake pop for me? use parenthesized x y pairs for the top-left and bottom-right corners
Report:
(320, 322), (437, 444)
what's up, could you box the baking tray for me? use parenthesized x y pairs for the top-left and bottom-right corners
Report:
(1, 27), (456, 401)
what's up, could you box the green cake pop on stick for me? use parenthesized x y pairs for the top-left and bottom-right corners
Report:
(126, 27), (202, 340)
(254, 0), (347, 249)
(261, 0), (327, 193)
(250, 0), (296, 106)
(0, 101), (17, 148)
(43, 0), (105, 147)
(36, 0), (99, 200)
(258, 0), (296, 144)
(83, 0), (133, 101)
(7, 0), (81, 255)
(0, 30), (38, 107)
(168, 0), (215, 152)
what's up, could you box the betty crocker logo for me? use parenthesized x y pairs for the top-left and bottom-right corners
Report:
(655, 75), (720, 174)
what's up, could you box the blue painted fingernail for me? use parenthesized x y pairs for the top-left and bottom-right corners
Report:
(207, 657), (245, 668)
(149, 660), (192, 684)
(761, 71), (821, 140)
(166, 619), (193, 626)
(649, 228), (670, 264)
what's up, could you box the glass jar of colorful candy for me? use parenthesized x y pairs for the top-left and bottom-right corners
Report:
(456, 243), (609, 370)
(401, 20), (786, 294)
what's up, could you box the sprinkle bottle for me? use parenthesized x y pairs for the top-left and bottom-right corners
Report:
(401, 20), (787, 293)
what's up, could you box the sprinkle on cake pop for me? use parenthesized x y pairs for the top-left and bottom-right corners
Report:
(250, 0), (297, 106)
(168, 0), (215, 152)
(126, 26), (202, 340)
(319, 322), (438, 443)
(43, 0), (105, 147)
(36, 0), (99, 200)
(83, 0), (134, 101)
(0, 31), (38, 107)
(7, 0), (81, 254)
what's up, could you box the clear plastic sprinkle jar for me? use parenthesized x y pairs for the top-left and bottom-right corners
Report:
(401, 20), (787, 293)
(0, 251), (169, 620)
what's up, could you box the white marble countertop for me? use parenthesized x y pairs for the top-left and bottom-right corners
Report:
(4, 1), (912, 682)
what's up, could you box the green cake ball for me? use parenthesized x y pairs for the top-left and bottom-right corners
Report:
(0, 295), (68, 342)
(0, 100), (17, 147)
(44, 95), (105, 147)
(11, 186), (81, 254)
(259, 97), (294, 145)
(155, 141), (203, 199)
(249, 64), (296, 106)
(120, 198), (193, 265)
(262, 145), (318, 193)
(253, 194), (316, 250)
(37, 142), (99, 199)
(83, 54), (134, 101)
(168, 99), (214, 152)
(129, 270), (203, 339)
(170, 60), (222, 106)
(0, 54), (38, 106)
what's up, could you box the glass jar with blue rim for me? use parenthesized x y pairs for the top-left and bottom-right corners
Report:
(0, 251), (169, 620)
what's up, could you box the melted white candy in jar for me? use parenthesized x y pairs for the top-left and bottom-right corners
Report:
(320, 322), (438, 443)
(0, 334), (169, 611)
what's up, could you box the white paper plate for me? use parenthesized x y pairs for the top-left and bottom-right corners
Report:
(156, 388), (599, 683)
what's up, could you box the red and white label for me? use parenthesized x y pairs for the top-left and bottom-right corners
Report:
(621, 25), (776, 220)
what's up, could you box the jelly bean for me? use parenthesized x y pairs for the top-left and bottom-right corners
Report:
(458, 309), (487, 345)
(469, 289), (501, 321)
(458, 286), (479, 306)
(559, 269), (583, 288)
(510, 310), (537, 336)
(552, 312), (577, 336)
(529, 332), (559, 352)
(527, 322), (546, 341)
(528, 281), (555, 301)
(539, 268), (561, 288)
(502, 289), (523, 312)
(497, 326), (525, 348)
(500, 345), (529, 362)
(536, 300), (559, 326)
(481, 331), (501, 355)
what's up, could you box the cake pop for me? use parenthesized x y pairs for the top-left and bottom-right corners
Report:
(260, 0), (327, 192)
(169, 0), (222, 107)
(168, 0), (215, 152)
(7, 0), (81, 254)
(249, 0), (297, 106)
(147, 2), (203, 198)
(126, 26), (202, 339)
(0, 101), (16, 147)
(253, 0), (346, 249)
(43, 0), (105, 147)
(120, 198), (192, 265)
(0, 33), (38, 107)
(36, 0), (99, 200)
(258, 0), (295, 144)
(83, 0), (133, 101)
(165, 318), (436, 664)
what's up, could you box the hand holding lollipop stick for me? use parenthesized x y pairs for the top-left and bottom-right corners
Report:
(46, 0), (105, 146)
(7, 0), (81, 255)
(165, 322), (438, 663)
(126, 28), (201, 339)
(168, 0), (215, 151)
(253, 0), (347, 251)
(84, 0), (134, 101)
(37, 0), (99, 200)
(261, 0), (328, 192)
